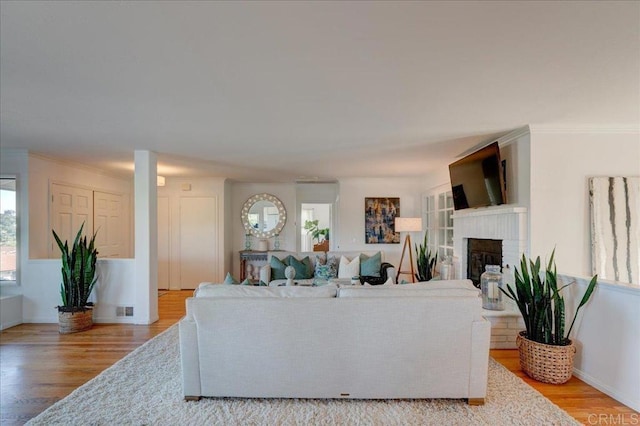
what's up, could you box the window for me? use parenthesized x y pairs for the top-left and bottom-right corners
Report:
(0, 178), (17, 283)
(423, 185), (453, 262)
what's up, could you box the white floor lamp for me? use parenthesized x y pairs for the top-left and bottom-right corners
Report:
(394, 217), (422, 283)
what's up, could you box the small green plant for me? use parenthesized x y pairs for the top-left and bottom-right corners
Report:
(304, 220), (329, 243)
(414, 233), (437, 281)
(52, 223), (99, 312)
(500, 250), (598, 346)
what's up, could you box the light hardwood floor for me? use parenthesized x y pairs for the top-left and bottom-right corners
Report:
(0, 290), (637, 425)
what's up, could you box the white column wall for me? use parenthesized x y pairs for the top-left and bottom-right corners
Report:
(134, 150), (158, 324)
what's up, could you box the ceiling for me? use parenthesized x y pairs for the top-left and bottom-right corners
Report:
(1, 1), (638, 182)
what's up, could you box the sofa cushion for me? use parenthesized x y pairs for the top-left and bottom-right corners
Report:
(195, 283), (337, 298)
(287, 255), (314, 279)
(360, 252), (382, 277)
(338, 255), (360, 279)
(270, 256), (288, 280)
(413, 279), (478, 290)
(337, 281), (480, 298)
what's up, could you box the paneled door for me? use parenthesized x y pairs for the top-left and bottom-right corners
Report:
(50, 183), (93, 258)
(93, 191), (124, 258)
(179, 197), (217, 290)
(157, 196), (170, 290)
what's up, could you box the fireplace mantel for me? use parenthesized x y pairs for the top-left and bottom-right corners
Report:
(452, 205), (527, 219)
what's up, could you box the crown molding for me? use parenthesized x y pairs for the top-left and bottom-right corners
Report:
(496, 125), (531, 146)
(529, 124), (640, 134)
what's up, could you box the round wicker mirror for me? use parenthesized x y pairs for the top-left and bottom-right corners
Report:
(241, 193), (287, 239)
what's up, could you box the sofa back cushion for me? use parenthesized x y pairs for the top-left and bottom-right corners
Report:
(338, 279), (480, 298)
(195, 283), (337, 298)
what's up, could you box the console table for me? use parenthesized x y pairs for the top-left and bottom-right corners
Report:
(239, 250), (268, 282)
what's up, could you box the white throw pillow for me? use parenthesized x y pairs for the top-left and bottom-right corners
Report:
(338, 255), (360, 279)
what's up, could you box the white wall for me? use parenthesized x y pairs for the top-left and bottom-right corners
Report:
(529, 129), (640, 411)
(529, 130), (639, 277)
(22, 259), (137, 323)
(562, 275), (640, 412)
(28, 154), (133, 259)
(158, 176), (227, 288)
(335, 177), (425, 269)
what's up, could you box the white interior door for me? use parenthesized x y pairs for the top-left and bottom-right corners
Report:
(93, 191), (124, 258)
(158, 196), (170, 290)
(179, 197), (217, 290)
(50, 183), (93, 257)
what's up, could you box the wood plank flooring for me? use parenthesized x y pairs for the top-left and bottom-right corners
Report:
(1, 290), (637, 425)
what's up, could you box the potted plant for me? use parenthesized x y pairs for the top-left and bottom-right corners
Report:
(304, 220), (329, 251)
(414, 233), (437, 281)
(500, 250), (598, 384)
(52, 223), (99, 334)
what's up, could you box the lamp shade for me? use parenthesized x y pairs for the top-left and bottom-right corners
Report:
(394, 217), (422, 232)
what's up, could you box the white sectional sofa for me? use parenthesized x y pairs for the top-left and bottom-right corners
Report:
(180, 280), (491, 404)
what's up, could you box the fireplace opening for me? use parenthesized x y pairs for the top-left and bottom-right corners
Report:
(467, 238), (502, 288)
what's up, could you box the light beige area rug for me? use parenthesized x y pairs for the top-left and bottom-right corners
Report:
(27, 325), (579, 426)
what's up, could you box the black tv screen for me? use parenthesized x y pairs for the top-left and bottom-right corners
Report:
(448, 141), (506, 211)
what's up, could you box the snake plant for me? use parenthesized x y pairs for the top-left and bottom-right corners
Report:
(500, 250), (598, 346)
(414, 233), (438, 281)
(52, 223), (99, 312)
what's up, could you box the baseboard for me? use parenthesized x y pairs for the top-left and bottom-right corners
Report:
(94, 316), (137, 324)
(0, 319), (23, 330)
(573, 367), (640, 412)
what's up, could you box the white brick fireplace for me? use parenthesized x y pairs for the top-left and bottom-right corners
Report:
(453, 206), (528, 348)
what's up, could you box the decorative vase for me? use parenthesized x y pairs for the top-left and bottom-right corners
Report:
(58, 309), (93, 334)
(273, 234), (280, 250)
(481, 265), (504, 310)
(244, 234), (252, 250)
(516, 331), (576, 384)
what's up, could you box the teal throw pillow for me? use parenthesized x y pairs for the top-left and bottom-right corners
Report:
(286, 255), (314, 279)
(302, 256), (314, 278)
(270, 256), (288, 280)
(240, 278), (251, 286)
(223, 272), (239, 285)
(360, 252), (382, 277)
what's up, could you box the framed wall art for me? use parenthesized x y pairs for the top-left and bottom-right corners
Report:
(365, 197), (400, 244)
(589, 176), (639, 284)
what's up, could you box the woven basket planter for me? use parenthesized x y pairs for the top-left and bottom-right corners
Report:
(516, 331), (576, 384)
(58, 309), (93, 334)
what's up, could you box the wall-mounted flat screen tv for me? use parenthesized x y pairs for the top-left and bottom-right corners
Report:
(448, 141), (506, 211)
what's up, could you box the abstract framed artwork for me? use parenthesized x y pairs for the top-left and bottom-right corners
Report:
(589, 176), (639, 284)
(365, 197), (400, 244)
